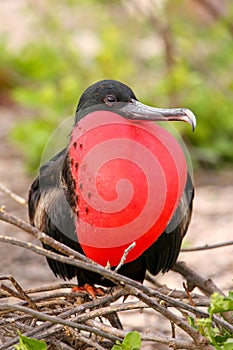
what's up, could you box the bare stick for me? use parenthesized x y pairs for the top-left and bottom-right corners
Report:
(0, 235), (215, 318)
(64, 328), (106, 350)
(0, 303), (121, 342)
(87, 319), (204, 350)
(1, 208), (232, 348)
(172, 261), (225, 296)
(0, 209), (96, 264)
(127, 286), (210, 348)
(114, 241), (136, 272)
(0, 184), (26, 205)
(0, 275), (38, 311)
(173, 261), (233, 325)
(181, 240), (233, 252)
(0, 232), (215, 345)
(1, 234), (233, 334)
(0, 287), (127, 349)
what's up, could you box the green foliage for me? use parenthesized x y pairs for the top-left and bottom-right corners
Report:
(1, 1), (233, 172)
(14, 331), (47, 350)
(188, 292), (233, 349)
(112, 331), (141, 350)
(8, 41), (89, 172)
(209, 292), (233, 315)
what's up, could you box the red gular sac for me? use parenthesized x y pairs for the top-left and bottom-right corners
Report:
(69, 110), (188, 267)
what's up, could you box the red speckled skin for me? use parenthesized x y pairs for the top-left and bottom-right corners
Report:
(69, 111), (187, 266)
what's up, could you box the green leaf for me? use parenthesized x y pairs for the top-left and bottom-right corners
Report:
(214, 334), (229, 344)
(122, 331), (141, 350)
(209, 293), (233, 315)
(188, 316), (196, 329)
(111, 332), (141, 350)
(223, 342), (233, 350)
(14, 332), (47, 350)
(111, 346), (123, 350)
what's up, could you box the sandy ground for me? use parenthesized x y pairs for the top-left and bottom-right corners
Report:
(0, 107), (232, 349)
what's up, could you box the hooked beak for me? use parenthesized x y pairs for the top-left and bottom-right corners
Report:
(120, 100), (196, 131)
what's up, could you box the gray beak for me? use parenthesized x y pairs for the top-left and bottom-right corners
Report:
(120, 100), (196, 131)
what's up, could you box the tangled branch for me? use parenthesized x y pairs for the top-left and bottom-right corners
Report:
(0, 186), (232, 349)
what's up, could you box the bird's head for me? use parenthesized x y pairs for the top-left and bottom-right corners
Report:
(75, 79), (196, 130)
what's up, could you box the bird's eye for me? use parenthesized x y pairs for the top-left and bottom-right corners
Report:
(103, 94), (117, 106)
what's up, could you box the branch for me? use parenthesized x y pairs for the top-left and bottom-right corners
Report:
(114, 241), (136, 272)
(0, 184), (26, 205)
(0, 209), (96, 265)
(3, 226), (233, 332)
(87, 319), (200, 350)
(1, 206), (232, 349)
(0, 235), (213, 318)
(172, 261), (233, 325)
(0, 303), (121, 342)
(125, 285), (210, 347)
(0, 275), (38, 311)
(1, 233), (232, 334)
(181, 240), (233, 252)
(172, 261), (225, 296)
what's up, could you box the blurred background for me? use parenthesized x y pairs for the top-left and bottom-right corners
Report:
(0, 0), (233, 173)
(0, 1), (232, 347)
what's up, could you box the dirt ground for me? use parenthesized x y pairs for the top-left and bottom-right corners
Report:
(0, 106), (232, 349)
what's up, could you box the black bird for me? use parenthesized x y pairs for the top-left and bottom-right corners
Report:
(29, 79), (196, 291)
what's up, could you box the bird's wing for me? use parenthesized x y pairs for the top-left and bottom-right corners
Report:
(28, 148), (82, 280)
(145, 173), (194, 275)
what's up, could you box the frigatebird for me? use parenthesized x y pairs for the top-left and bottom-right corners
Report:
(29, 79), (196, 292)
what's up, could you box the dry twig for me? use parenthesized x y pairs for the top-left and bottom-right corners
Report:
(0, 184), (26, 205)
(0, 191), (232, 349)
(181, 240), (233, 252)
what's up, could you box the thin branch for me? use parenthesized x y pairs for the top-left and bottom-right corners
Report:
(126, 286), (209, 347)
(172, 261), (225, 296)
(48, 339), (76, 350)
(2, 232), (233, 336)
(0, 289), (127, 349)
(0, 235), (214, 318)
(173, 261), (233, 325)
(1, 206), (232, 349)
(114, 241), (136, 272)
(22, 282), (77, 294)
(0, 184), (26, 205)
(0, 209), (95, 264)
(0, 303), (121, 343)
(87, 319), (203, 350)
(146, 275), (210, 306)
(15, 289), (127, 343)
(0, 276), (39, 311)
(72, 301), (146, 323)
(181, 240), (233, 252)
(0, 233), (116, 285)
(68, 330), (107, 350)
